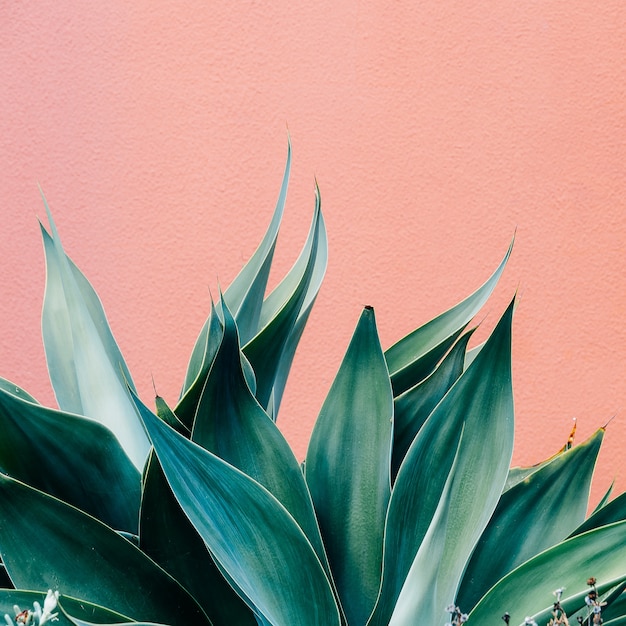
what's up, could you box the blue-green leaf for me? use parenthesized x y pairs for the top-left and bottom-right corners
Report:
(465, 521), (626, 626)
(369, 299), (515, 626)
(40, 201), (149, 471)
(132, 393), (340, 626)
(456, 428), (604, 611)
(385, 239), (512, 385)
(222, 139), (291, 345)
(0, 475), (209, 625)
(139, 453), (256, 625)
(306, 306), (393, 626)
(191, 299), (328, 566)
(0, 386), (140, 533)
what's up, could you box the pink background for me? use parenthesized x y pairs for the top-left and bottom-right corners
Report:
(1, 2), (625, 504)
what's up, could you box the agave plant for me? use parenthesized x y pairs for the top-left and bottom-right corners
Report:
(1, 144), (626, 626)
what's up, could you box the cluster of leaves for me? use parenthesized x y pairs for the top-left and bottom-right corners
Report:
(1, 147), (626, 626)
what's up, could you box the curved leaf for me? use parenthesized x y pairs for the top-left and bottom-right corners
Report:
(369, 299), (515, 626)
(242, 200), (321, 410)
(259, 185), (328, 418)
(306, 306), (393, 626)
(385, 239), (512, 382)
(0, 378), (39, 404)
(132, 393), (340, 626)
(465, 521), (626, 626)
(391, 330), (473, 478)
(139, 453), (256, 625)
(222, 139), (291, 345)
(570, 490), (626, 537)
(0, 386), (140, 533)
(191, 299), (328, 566)
(456, 428), (604, 610)
(40, 202), (149, 471)
(0, 475), (209, 625)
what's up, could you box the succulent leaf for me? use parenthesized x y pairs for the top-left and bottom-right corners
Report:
(139, 453), (256, 625)
(370, 298), (515, 626)
(306, 306), (394, 626)
(0, 474), (209, 625)
(0, 386), (141, 533)
(40, 204), (149, 471)
(384, 239), (513, 389)
(465, 521), (626, 625)
(456, 427), (604, 610)
(133, 392), (341, 626)
(190, 298), (329, 567)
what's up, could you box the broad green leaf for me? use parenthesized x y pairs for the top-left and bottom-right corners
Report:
(306, 306), (393, 626)
(0, 377), (39, 404)
(0, 590), (131, 626)
(0, 386), (140, 533)
(242, 201), (320, 410)
(222, 139), (291, 345)
(387, 430), (464, 626)
(456, 428), (604, 610)
(132, 393), (340, 626)
(369, 299), (515, 626)
(592, 481), (615, 514)
(570, 490), (626, 537)
(191, 299), (328, 566)
(140, 453), (256, 626)
(259, 185), (328, 418)
(40, 202), (149, 471)
(385, 239), (512, 382)
(465, 521), (626, 626)
(0, 475), (209, 625)
(391, 330), (473, 478)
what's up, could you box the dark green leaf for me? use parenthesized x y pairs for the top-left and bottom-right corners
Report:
(0, 475), (208, 625)
(306, 306), (393, 626)
(133, 393), (340, 626)
(0, 387), (140, 533)
(457, 428), (604, 610)
(570, 490), (626, 537)
(139, 453), (255, 626)
(384, 239), (512, 384)
(391, 330), (472, 478)
(370, 299), (515, 626)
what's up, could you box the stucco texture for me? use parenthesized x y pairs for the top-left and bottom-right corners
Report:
(1, 2), (625, 503)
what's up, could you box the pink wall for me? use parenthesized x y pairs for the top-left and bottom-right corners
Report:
(1, 1), (625, 504)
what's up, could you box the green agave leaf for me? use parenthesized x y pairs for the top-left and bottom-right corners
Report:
(40, 202), (149, 471)
(0, 378), (39, 404)
(191, 298), (328, 566)
(0, 386), (140, 533)
(306, 306), (393, 626)
(154, 394), (190, 437)
(132, 393), (340, 626)
(570, 490), (626, 537)
(242, 200), (321, 410)
(369, 299), (515, 626)
(0, 590), (131, 626)
(258, 184), (328, 418)
(388, 329), (465, 396)
(177, 300), (224, 424)
(0, 475), (209, 625)
(592, 481), (614, 514)
(387, 429), (465, 626)
(465, 521), (626, 625)
(139, 453), (256, 626)
(391, 330), (473, 478)
(603, 588), (626, 623)
(385, 239), (512, 386)
(222, 139), (291, 346)
(456, 428), (604, 611)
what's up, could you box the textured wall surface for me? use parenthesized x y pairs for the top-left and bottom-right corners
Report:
(1, 1), (625, 503)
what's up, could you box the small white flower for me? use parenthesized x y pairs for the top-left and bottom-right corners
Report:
(524, 618), (538, 626)
(460, 614), (468, 623)
(445, 604), (457, 614)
